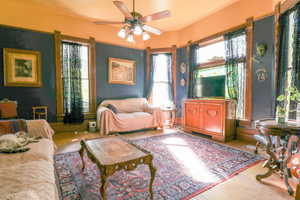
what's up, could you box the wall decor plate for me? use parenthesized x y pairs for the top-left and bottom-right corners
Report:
(180, 62), (187, 74)
(3, 48), (42, 87)
(108, 57), (136, 85)
(180, 78), (186, 86)
(256, 67), (267, 82)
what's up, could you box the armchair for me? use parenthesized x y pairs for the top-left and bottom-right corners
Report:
(0, 99), (18, 119)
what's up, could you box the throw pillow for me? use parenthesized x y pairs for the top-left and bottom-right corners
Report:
(106, 104), (118, 113)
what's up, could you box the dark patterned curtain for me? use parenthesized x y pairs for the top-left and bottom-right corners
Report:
(291, 4), (300, 88)
(188, 43), (198, 98)
(62, 42), (84, 124)
(145, 54), (156, 99)
(166, 53), (174, 102)
(277, 11), (290, 96)
(224, 29), (246, 118)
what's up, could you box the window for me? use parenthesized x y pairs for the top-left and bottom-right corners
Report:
(55, 31), (96, 121)
(193, 30), (247, 120)
(195, 37), (225, 65)
(281, 10), (297, 115)
(151, 54), (174, 108)
(62, 42), (90, 113)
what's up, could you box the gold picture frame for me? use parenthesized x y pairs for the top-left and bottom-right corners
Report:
(108, 57), (136, 85)
(3, 48), (42, 87)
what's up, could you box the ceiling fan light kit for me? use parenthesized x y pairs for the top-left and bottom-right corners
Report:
(142, 32), (150, 41)
(117, 28), (127, 38)
(94, 0), (171, 42)
(126, 33), (134, 43)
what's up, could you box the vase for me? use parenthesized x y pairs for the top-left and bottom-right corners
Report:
(276, 107), (286, 124)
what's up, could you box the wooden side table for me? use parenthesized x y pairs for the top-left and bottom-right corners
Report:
(32, 106), (48, 121)
(162, 108), (176, 128)
(255, 119), (300, 199)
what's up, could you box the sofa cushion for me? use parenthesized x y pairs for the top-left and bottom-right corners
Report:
(102, 98), (148, 113)
(106, 104), (119, 113)
(0, 139), (54, 168)
(117, 112), (153, 120)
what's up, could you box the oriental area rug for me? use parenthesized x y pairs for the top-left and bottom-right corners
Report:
(54, 132), (263, 200)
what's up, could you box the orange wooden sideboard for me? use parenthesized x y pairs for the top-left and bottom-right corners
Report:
(183, 99), (236, 142)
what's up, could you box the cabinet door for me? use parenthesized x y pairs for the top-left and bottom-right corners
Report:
(185, 102), (200, 128)
(203, 104), (223, 134)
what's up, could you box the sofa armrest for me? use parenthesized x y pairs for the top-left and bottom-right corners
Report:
(97, 106), (115, 129)
(26, 120), (54, 139)
(144, 104), (161, 114)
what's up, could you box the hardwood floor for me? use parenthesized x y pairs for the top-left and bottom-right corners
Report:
(53, 128), (293, 200)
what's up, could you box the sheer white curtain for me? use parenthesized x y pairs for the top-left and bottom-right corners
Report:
(152, 54), (174, 109)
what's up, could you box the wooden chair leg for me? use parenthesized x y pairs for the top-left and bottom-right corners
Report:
(255, 142), (260, 154)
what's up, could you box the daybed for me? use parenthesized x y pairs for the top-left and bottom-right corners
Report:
(0, 119), (58, 200)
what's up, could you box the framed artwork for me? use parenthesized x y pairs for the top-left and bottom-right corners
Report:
(3, 48), (42, 87)
(108, 57), (136, 85)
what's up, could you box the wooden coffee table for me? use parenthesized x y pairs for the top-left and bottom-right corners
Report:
(79, 136), (156, 200)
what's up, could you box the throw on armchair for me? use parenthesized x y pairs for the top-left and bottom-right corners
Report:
(97, 98), (163, 135)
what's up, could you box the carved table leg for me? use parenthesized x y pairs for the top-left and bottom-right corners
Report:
(99, 168), (107, 200)
(79, 141), (85, 172)
(256, 135), (278, 181)
(283, 153), (294, 195)
(148, 161), (156, 200)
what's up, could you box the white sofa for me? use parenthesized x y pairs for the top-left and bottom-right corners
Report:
(0, 120), (58, 200)
(97, 98), (163, 135)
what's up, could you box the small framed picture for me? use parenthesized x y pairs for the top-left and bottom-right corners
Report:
(3, 48), (42, 87)
(108, 57), (136, 85)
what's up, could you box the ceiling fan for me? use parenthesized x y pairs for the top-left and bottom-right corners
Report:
(94, 0), (171, 42)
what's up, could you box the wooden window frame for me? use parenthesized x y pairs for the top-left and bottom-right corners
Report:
(274, 0), (300, 97)
(191, 18), (253, 122)
(146, 46), (177, 104)
(195, 36), (225, 69)
(54, 31), (96, 121)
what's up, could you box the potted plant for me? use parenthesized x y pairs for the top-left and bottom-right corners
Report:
(276, 87), (300, 123)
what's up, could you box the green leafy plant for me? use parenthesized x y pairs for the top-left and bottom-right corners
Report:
(276, 86), (300, 116)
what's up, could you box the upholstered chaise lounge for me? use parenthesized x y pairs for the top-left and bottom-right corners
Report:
(97, 98), (163, 135)
(0, 120), (58, 200)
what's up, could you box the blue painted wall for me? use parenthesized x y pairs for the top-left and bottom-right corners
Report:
(95, 43), (145, 105)
(0, 15), (275, 122)
(0, 26), (56, 121)
(175, 16), (276, 121)
(0, 25), (146, 122)
(252, 16), (275, 120)
(175, 47), (189, 117)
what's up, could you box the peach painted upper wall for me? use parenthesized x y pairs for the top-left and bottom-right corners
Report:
(0, 0), (145, 49)
(144, 31), (179, 49)
(146, 0), (275, 48)
(1, 0), (277, 49)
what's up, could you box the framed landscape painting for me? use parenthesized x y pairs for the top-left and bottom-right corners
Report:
(108, 57), (136, 85)
(3, 48), (42, 87)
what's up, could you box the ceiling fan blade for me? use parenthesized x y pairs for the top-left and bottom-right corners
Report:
(142, 10), (171, 23)
(143, 25), (162, 35)
(113, 1), (134, 20)
(94, 21), (125, 25)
